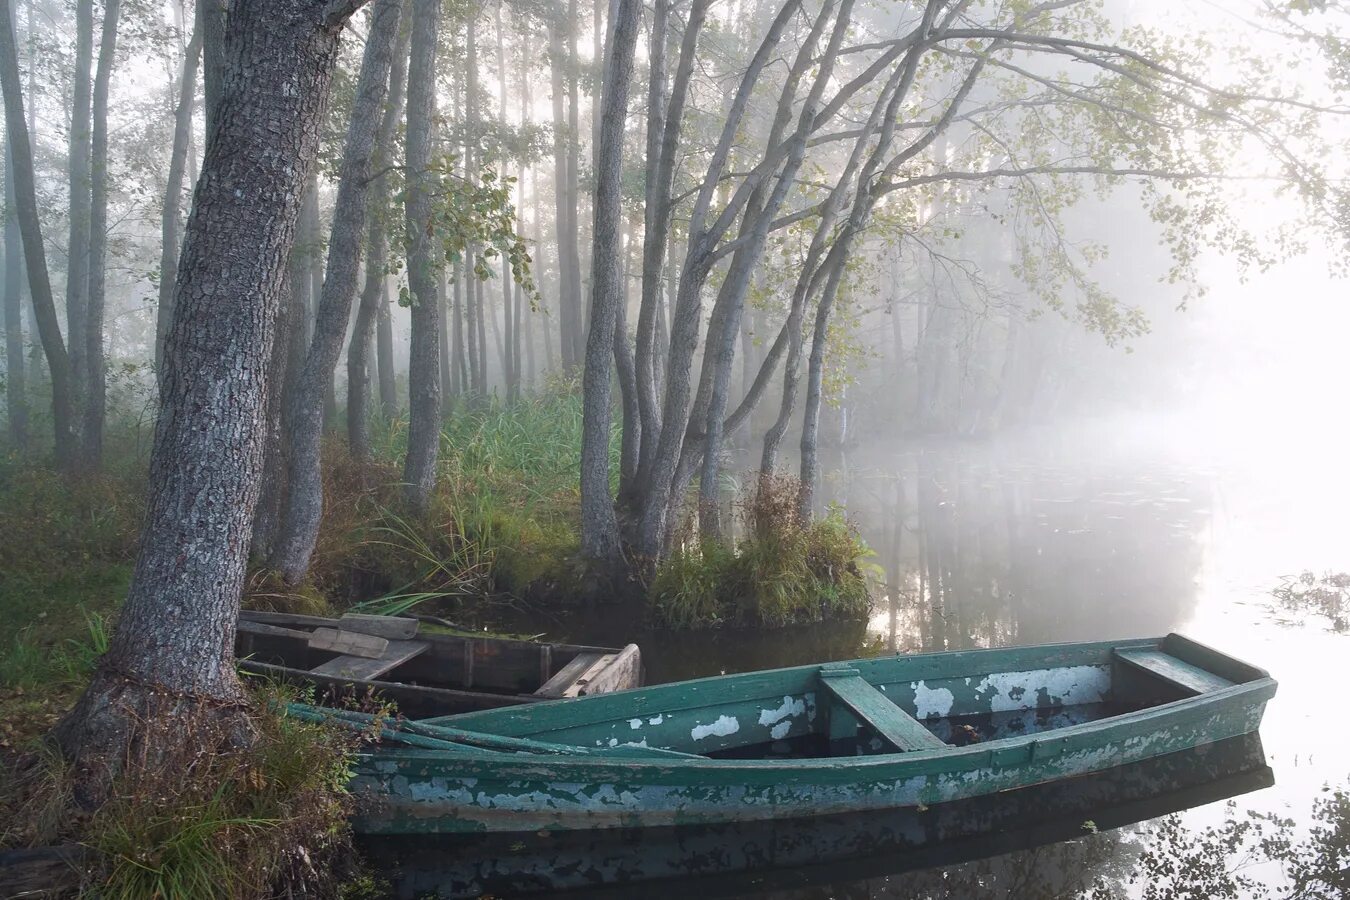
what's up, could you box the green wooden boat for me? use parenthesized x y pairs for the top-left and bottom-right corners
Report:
(305, 633), (1274, 835)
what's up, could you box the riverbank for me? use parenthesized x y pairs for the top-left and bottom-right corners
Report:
(0, 389), (874, 896)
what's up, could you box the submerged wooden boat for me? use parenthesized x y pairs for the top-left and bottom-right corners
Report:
(237, 610), (641, 717)
(312, 633), (1274, 834)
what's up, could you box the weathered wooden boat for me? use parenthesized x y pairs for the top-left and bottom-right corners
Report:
(356, 733), (1272, 899)
(301, 632), (1274, 834)
(237, 610), (641, 717)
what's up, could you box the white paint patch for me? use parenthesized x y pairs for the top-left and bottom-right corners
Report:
(913, 680), (955, 718)
(770, 721), (792, 740)
(691, 715), (740, 741)
(629, 718), (644, 730)
(758, 695), (805, 727)
(608, 738), (619, 747)
(975, 666), (1109, 712)
(648, 715), (664, 725)
(624, 739), (650, 748)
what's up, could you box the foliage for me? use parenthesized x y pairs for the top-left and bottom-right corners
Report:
(651, 477), (876, 630)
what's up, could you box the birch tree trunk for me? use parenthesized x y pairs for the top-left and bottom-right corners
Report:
(55, 0), (365, 797)
(273, 0), (401, 583)
(402, 0), (441, 510)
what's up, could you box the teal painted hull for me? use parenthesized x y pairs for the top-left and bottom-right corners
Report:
(327, 634), (1275, 835)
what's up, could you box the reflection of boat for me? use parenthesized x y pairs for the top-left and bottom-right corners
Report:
(320, 633), (1274, 834)
(237, 611), (641, 717)
(357, 734), (1273, 899)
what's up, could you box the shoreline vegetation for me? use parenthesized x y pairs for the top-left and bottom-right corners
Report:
(0, 389), (875, 896)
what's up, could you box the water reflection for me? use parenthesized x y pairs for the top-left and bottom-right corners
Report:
(358, 735), (1272, 899)
(833, 443), (1212, 653)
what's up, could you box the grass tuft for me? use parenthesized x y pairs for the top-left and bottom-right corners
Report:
(651, 476), (876, 629)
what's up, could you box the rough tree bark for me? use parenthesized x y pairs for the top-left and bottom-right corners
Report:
(401, 0), (441, 510)
(273, 0), (401, 583)
(156, 20), (202, 380)
(579, 0), (640, 566)
(54, 0), (366, 797)
(82, 0), (121, 470)
(348, 0), (409, 460)
(0, 0), (74, 466)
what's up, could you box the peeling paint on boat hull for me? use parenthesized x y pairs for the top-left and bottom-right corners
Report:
(349, 689), (1273, 835)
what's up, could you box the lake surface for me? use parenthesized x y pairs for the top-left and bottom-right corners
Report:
(370, 419), (1350, 897)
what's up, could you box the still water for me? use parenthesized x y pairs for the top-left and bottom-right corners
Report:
(367, 419), (1350, 898)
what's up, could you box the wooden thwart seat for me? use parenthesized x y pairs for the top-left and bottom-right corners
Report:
(1114, 647), (1233, 696)
(819, 665), (945, 752)
(310, 638), (430, 681)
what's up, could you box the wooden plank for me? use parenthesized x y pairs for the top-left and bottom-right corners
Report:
(337, 614), (419, 640)
(1115, 648), (1233, 696)
(534, 651), (605, 698)
(311, 639), (429, 680)
(308, 627), (388, 659)
(575, 644), (642, 696)
(819, 667), (945, 752)
(236, 619), (312, 641)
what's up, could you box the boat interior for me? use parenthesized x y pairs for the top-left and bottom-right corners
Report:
(425, 634), (1271, 760)
(237, 611), (633, 702)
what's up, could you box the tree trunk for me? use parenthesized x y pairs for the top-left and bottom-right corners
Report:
(3, 124), (27, 448)
(451, 259), (466, 397)
(54, 0), (363, 799)
(251, 270), (295, 561)
(565, 0), (583, 366)
(579, 0), (639, 566)
(348, 0), (410, 460)
(438, 267), (452, 396)
(632, 0), (699, 495)
(156, 20), (201, 381)
(66, 0), (93, 423)
(376, 277), (397, 415)
(0, 0), (74, 466)
(81, 0), (121, 471)
(402, 0), (441, 510)
(494, 1), (517, 402)
(272, 0), (401, 583)
(547, 5), (578, 371)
